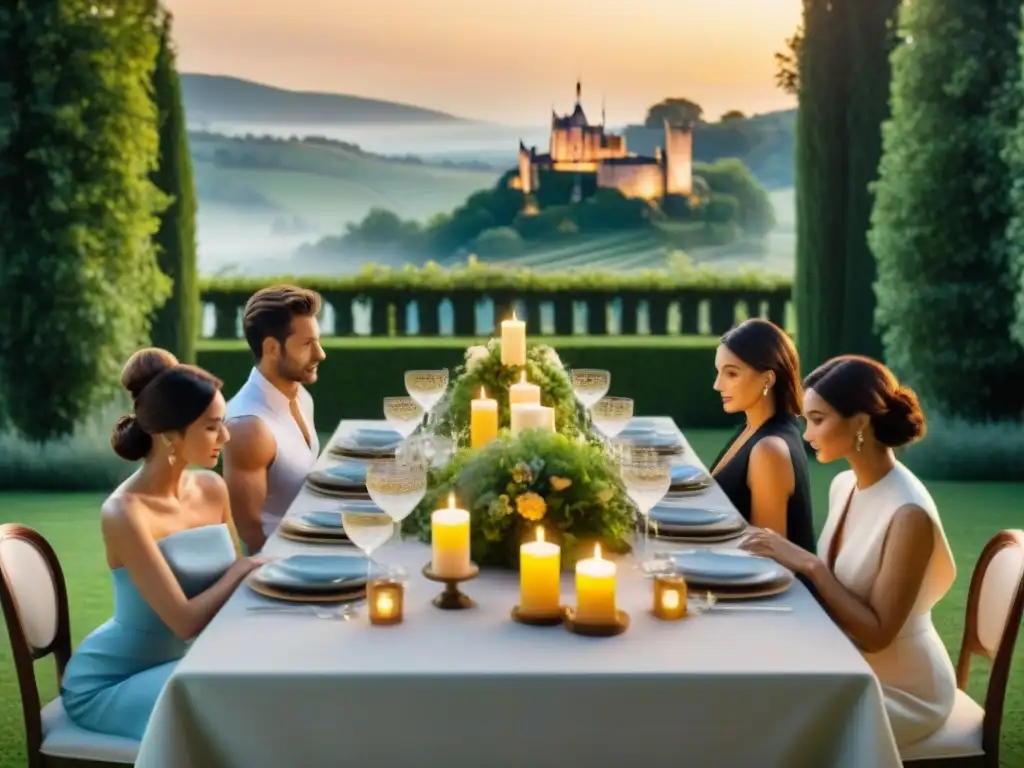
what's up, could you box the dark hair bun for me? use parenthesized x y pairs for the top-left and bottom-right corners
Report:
(120, 348), (178, 400)
(872, 385), (926, 447)
(111, 413), (153, 461)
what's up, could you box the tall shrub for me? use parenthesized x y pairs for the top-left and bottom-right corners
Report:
(869, 0), (1024, 420)
(0, 1), (170, 441)
(793, 0), (850, 372)
(149, 11), (199, 363)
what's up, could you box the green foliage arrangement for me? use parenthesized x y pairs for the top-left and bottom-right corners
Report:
(0, 0), (170, 440)
(868, 0), (1024, 420)
(407, 428), (634, 569)
(429, 341), (593, 447)
(149, 11), (200, 364)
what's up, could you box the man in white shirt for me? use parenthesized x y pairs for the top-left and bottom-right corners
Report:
(222, 284), (326, 553)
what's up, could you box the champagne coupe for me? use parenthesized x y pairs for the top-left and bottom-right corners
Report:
(383, 396), (425, 439)
(591, 396), (634, 445)
(404, 369), (449, 430)
(619, 445), (672, 564)
(365, 458), (427, 547)
(569, 369), (610, 429)
(341, 507), (395, 613)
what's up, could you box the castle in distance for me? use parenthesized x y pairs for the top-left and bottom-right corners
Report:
(512, 81), (694, 202)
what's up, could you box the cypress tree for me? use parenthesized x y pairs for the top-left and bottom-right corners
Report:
(841, 0), (900, 360)
(0, 1), (169, 441)
(1006, 9), (1024, 351)
(149, 11), (199, 363)
(793, 0), (849, 372)
(869, 0), (1024, 420)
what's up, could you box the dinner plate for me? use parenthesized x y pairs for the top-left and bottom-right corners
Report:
(649, 506), (732, 527)
(301, 510), (344, 529)
(321, 462), (367, 483)
(661, 550), (785, 586)
(670, 463), (709, 486)
(274, 553), (375, 583)
(350, 427), (402, 447)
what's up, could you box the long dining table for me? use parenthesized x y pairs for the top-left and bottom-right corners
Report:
(134, 418), (902, 768)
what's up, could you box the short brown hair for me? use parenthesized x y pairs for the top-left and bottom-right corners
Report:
(242, 284), (322, 361)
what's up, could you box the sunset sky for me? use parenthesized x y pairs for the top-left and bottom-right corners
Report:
(164, 0), (801, 125)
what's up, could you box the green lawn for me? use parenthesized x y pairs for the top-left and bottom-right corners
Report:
(1, 430), (1021, 767)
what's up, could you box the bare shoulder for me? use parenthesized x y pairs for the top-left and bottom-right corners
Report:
(750, 436), (793, 469)
(190, 469), (228, 502)
(223, 415), (276, 468)
(100, 493), (144, 537)
(889, 504), (934, 540)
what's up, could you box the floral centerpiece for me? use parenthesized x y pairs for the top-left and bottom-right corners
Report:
(407, 428), (633, 569)
(428, 339), (594, 446)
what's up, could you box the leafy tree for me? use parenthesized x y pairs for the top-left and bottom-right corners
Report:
(775, 26), (803, 96)
(644, 98), (703, 127)
(869, 0), (1024, 420)
(720, 110), (747, 122)
(1006, 11), (1024, 349)
(0, 0), (170, 441)
(149, 11), (199, 363)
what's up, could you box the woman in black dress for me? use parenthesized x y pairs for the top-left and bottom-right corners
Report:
(709, 318), (815, 553)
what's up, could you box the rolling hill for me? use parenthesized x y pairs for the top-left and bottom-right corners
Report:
(181, 73), (472, 126)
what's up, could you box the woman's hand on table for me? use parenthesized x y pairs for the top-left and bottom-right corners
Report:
(739, 527), (817, 574)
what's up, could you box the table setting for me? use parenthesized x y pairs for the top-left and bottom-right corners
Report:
(132, 322), (903, 768)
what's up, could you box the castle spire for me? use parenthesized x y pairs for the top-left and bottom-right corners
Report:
(576, 77), (581, 104)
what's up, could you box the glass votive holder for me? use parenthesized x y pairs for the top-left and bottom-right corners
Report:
(652, 574), (687, 620)
(368, 578), (404, 625)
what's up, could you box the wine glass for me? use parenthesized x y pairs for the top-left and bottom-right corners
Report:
(341, 507), (395, 613)
(404, 369), (449, 429)
(383, 396), (425, 439)
(570, 369), (611, 409)
(619, 445), (672, 564)
(591, 396), (634, 445)
(365, 458), (427, 546)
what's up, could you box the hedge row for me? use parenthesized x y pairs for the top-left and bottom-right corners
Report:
(199, 259), (793, 295)
(196, 336), (742, 430)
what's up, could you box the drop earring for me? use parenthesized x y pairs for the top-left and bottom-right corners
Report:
(161, 435), (176, 466)
(762, 383), (770, 397)
(855, 430), (864, 452)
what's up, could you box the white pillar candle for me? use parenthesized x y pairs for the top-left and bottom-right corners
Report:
(510, 404), (555, 434)
(508, 370), (540, 406)
(500, 310), (526, 367)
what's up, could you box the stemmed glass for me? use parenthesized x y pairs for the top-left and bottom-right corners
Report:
(341, 506), (396, 614)
(383, 397), (425, 441)
(570, 369), (610, 429)
(590, 396), (634, 447)
(365, 458), (427, 547)
(404, 369), (449, 431)
(619, 445), (672, 564)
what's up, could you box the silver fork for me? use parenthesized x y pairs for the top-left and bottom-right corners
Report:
(689, 592), (792, 614)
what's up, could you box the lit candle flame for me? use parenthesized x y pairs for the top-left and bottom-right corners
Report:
(511, 309), (518, 322)
(448, 492), (456, 509)
(479, 385), (486, 399)
(520, 370), (527, 384)
(537, 527), (545, 543)
(594, 543), (602, 559)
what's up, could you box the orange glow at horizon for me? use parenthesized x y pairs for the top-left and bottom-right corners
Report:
(163, 0), (801, 124)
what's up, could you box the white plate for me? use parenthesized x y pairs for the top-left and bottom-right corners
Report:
(650, 506), (731, 527)
(661, 550), (785, 586)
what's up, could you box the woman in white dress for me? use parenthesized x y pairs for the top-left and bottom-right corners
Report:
(740, 354), (957, 748)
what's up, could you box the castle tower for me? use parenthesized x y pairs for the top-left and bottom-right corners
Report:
(663, 120), (693, 197)
(518, 141), (534, 196)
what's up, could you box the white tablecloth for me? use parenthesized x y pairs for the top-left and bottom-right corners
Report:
(135, 419), (901, 768)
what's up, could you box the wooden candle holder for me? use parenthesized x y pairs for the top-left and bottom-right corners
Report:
(422, 562), (479, 609)
(652, 574), (688, 621)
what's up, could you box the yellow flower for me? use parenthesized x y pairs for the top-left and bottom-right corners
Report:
(511, 461), (532, 485)
(516, 491), (547, 521)
(549, 476), (572, 492)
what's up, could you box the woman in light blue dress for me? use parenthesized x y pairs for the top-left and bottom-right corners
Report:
(61, 348), (271, 741)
